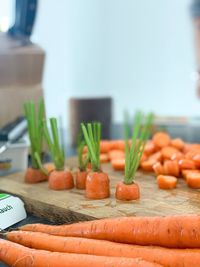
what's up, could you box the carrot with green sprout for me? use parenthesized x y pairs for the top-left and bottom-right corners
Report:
(81, 122), (110, 199)
(115, 112), (154, 201)
(43, 118), (74, 190)
(24, 100), (48, 183)
(75, 132), (90, 189)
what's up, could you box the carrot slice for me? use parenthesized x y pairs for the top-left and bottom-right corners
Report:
(100, 153), (109, 163)
(140, 153), (148, 164)
(111, 140), (125, 151)
(153, 162), (165, 175)
(144, 141), (156, 156)
(152, 132), (171, 149)
(186, 172), (200, 189)
(161, 146), (179, 160)
(108, 150), (125, 161)
(163, 160), (180, 177)
(115, 181), (140, 201)
(170, 151), (184, 161)
(149, 151), (162, 162)
(100, 140), (112, 153)
(111, 158), (125, 171)
(140, 159), (157, 172)
(170, 138), (185, 151)
(182, 169), (200, 180)
(178, 159), (196, 170)
(157, 175), (177, 189)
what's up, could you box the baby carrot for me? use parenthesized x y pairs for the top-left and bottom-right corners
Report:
(111, 158), (125, 171)
(6, 230), (200, 267)
(152, 132), (171, 149)
(20, 215), (200, 248)
(157, 175), (177, 190)
(163, 160), (180, 177)
(0, 239), (159, 267)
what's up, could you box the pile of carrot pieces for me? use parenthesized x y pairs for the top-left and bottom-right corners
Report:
(97, 131), (200, 190)
(1, 215), (200, 266)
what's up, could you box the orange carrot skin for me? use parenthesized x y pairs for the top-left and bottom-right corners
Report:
(86, 172), (110, 199)
(152, 132), (171, 149)
(0, 239), (159, 267)
(153, 162), (165, 176)
(111, 158), (125, 171)
(182, 170), (200, 180)
(178, 159), (196, 170)
(163, 160), (180, 177)
(7, 230), (200, 267)
(49, 170), (74, 190)
(157, 175), (177, 190)
(75, 171), (88, 189)
(25, 168), (48, 183)
(115, 181), (140, 201)
(20, 215), (200, 248)
(186, 173), (200, 189)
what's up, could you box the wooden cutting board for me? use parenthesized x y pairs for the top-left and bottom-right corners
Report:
(0, 157), (200, 224)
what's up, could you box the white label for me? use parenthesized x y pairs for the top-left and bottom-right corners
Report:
(0, 195), (27, 229)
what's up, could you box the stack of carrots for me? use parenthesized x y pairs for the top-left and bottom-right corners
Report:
(97, 132), (200, 190)
(1, 215), (200, 266)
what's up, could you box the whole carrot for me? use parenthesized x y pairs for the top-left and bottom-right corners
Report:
(5, 230), (200, 267)
(20, 215), (200, 248)
(0, 239), (160, 267)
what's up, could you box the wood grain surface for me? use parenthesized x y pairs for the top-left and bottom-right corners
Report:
(0, 157), (200, 224)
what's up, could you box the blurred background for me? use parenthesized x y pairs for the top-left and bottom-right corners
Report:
(0, 0), (199, 124)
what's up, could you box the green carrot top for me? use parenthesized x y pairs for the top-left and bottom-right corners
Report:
(81, 122), (101, 172)
(77, 132), (90, 171)
(43, 117), (65, 171)
(24, 99), (45, 170)
(124, 112), (154, 185)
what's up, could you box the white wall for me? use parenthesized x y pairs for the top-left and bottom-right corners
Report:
(3, 0), (199, 125)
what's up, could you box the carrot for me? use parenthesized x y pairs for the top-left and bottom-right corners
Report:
(111, 158), (125, 171)
(186, 172), (200, 189)
(161, 146), (179, 160)
(178, 159), (196, 170)
(20, 215), (200, 248)
(149, 151), (162, 162)
(48, 170), (74, 190)
(100, 140), (113, 153)
(153, 162), (165, 175)
(6, 230), (200, 267)
(140, 153), (148, 164)
(86, 171), (110, 199)
(163, 160), (180, 177)
(143, 141), (156, 156)
(170, 138), (185, 150)
(192, 153), (200, 168)
(24, 168), (48, 184)
(108, 150), (125, 161)
(75, 170), (88, 189)
(100, 153), (109, 163)
(111, 140), (125, 151)
(0, 239), (159, 267)
(140, 159), (157, 172)
(157, 175), (177, 189)
(44, 163), (55, 174)
(182, 169), (200, 180)
(152, 132), (171, 149)
(170, 151), (184, 161)
(115, 181), (140, 201)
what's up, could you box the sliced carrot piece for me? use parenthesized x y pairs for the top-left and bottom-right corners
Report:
(178, 159), (196, 170)
(182, 169), (200, 180)
(170, 138), (185, 151)
(152, 132), (171, 149)
(144, 141), (156, 156)
(140, 153), (148, 164)
(100, 140), (112, 153)
(111, 140), (125, 151)
(163, 160), (180, 177)
(108, 150), (125, 161)
(111, 158), (125, 171)
(100, 153), (109, 163)
(186, 172), (200, 189)
(140, 159), (157, 172)
(153, 162), (165, 175)
(149, 151), (162, 162)
(170, 151), (184, 161)
(157, 175), (177, 189)
(161, 146), (179, 160)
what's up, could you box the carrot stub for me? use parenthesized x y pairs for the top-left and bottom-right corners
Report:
(157, 175), (177, 190)
(24, 168), (48, 184)
(75, 170), (88, 189)
(163, 160), (180, 177)
(178, 159), (196, 170)
(48, 170), (74, 190)
(186, 172), (200, 189)
(115, 181), (140, 201)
